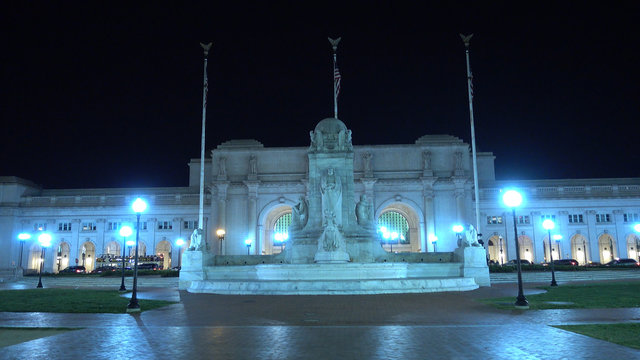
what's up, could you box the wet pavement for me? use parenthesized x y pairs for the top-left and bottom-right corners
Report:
(1, 277), (639, 359)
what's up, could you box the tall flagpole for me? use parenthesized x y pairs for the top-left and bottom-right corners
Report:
(460, 34), (482, 246)
(328, 37), (341, 118)
(198, 42), (212, 246)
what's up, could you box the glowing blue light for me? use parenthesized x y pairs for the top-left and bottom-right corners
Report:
(274, 232), (288, 242)
(552, 235), (563, 241)
(245, 239), (252, 246)
(634, 223), (640, 233)
(390, 232), (398, 240)
(176, 238), (185, 247)
(126, 240), (135, 247)
(119, 225), (133, 237)
(452, 224), (464, 233)
(132, 198), (147, 213)
(18, 233), (31, 241)
(502, 190), (522, 208)
(542, 219), (555, 231)
(38, 233), (52, 247)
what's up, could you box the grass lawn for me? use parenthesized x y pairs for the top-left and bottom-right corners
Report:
(0, 327), (79, 348)
(480, 281), (640, 309)
(553, 323), (640, 350)
(0, 289), (176, 313)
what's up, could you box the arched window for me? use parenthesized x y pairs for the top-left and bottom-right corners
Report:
(273, 213), (291, 253)
(377, 211), (410, 246)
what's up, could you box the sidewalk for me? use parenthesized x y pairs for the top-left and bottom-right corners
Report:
(1, 274), (639, 359)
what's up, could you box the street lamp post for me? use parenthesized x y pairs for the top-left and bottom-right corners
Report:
(18, 233), (31, 270)
(216, 229), (226, 255)
(503, 189), (529, 308)
(119, 225), (133, 292)
(542, 219), (558, 286)
(453, 224), (464, 247)
(499, 237), (504, 265)
(583, 239), (588, 265)
(176, 238), (184, 269)
(634, 224), (640, 262)
(36, 233), (52, 288)
(127, 198), (147, 313)
(245, 239), (252, 255)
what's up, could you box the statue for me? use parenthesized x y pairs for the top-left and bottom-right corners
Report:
(454, 152), (463, 170)
(362, 152), (372, 177)
(320, 168), (342, 226)
(355, 194), (373, 227)
(338, 129), (345, 150)
(189, 228), (203, 251)
(291, 196), (309, 230)
(458, 224), (481, 248)
(249, 155), (257, 175)
(218, 157), (227, 177)
(321, 213), (340, 251)
(309, 131), (316, 150)
(422, 151), (431, 170)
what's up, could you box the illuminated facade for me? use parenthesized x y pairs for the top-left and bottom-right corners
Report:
(1, 127), (639, 274)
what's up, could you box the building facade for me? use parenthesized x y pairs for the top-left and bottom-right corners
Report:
(1, 119), (639, 273)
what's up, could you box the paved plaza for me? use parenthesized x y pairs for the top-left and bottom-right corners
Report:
(1, 273), (639, 359)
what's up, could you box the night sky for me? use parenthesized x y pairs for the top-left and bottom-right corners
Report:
(3, 2), (639, 189)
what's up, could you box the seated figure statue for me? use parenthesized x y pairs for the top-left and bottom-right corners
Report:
(355, 194), (373, 227)
(189, 228), (203, 251)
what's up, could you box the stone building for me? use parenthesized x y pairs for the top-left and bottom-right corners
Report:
(1, 118), (639, 275)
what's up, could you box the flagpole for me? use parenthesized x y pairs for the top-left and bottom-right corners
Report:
(198, 42), (212, 243)
(460, 34), (482, 246)
(328, 37), (341, 118)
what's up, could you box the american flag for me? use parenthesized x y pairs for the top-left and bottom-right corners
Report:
(334, 66), (341, 98)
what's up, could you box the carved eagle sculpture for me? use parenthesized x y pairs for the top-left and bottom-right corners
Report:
(459, 34), (473, 47)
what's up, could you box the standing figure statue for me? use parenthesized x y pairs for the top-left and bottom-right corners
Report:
(249, 155), (257, 175)
(218, 157), (227, 177)
(422, 150), (432, 170)
(362, 152), (372, 177)
(189, 228), (203, 251)
(454, 152), (463, 170)
(291, 196), (309, 230)
(320, 168), (342, 226)
(355, 194), (373, 227)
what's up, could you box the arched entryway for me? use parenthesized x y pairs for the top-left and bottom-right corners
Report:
(377, 203), (421, 253)
(28, 243), (42, 272)
(79, 241), (96, 272)
(543, 236), (561, 263)
(262, 205), (292, 255)
(518, 235), (534, 263)
(156, 240), (172, 270)
(487, 234), (505, 265)
(105, 240), (120, 257)
(571, 234), (589, 265)
(626, 234), (640, 261)
(598, 233), (616, 263)
(55, 242), (71, 273)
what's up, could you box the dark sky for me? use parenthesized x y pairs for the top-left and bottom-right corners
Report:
(2, 2), (639, 189)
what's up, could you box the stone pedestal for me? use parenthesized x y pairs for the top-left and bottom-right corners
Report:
(179, 251), (207, 290)
(314, 250), (350, 263)
(454, 246), (490, 287)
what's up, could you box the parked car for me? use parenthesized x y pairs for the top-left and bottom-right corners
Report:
(91, 266), (117, 274)
(137, 263), (159, 270)
(605, 259), (640, 267)
(553, 259), (579, 266)
(506, 259), (532, 266)
(60, 266), (86, 274)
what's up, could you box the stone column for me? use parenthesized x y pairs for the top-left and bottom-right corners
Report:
(421, 178), (436, 252)
(244, 181), (260, 255)
(454, 188), (465, 224)
(214, 182), (229, 255)
(612, 210), (626, 257)
(585, 210), (598, 261)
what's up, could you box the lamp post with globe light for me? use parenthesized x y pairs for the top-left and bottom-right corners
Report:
(634, 224), (640, 262)
(36, 233), (52, 288)
(119, 225), (133, 291)
(542, 219), (558, 286)
(127, 198), (147, 312)
(453, 224), (464, 246)
(245, 239), (252, 255)
(175, 238), (184, 269)
(17, 233), (31, 270)
(216, 229), (226, 255)
(502, 189), (529, 308)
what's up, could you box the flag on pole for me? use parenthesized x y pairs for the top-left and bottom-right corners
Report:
(334, 65), (341, 99)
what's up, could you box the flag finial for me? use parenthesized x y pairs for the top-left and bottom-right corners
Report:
(459, 34), (473, 48)
(328, 37), (341, 52)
